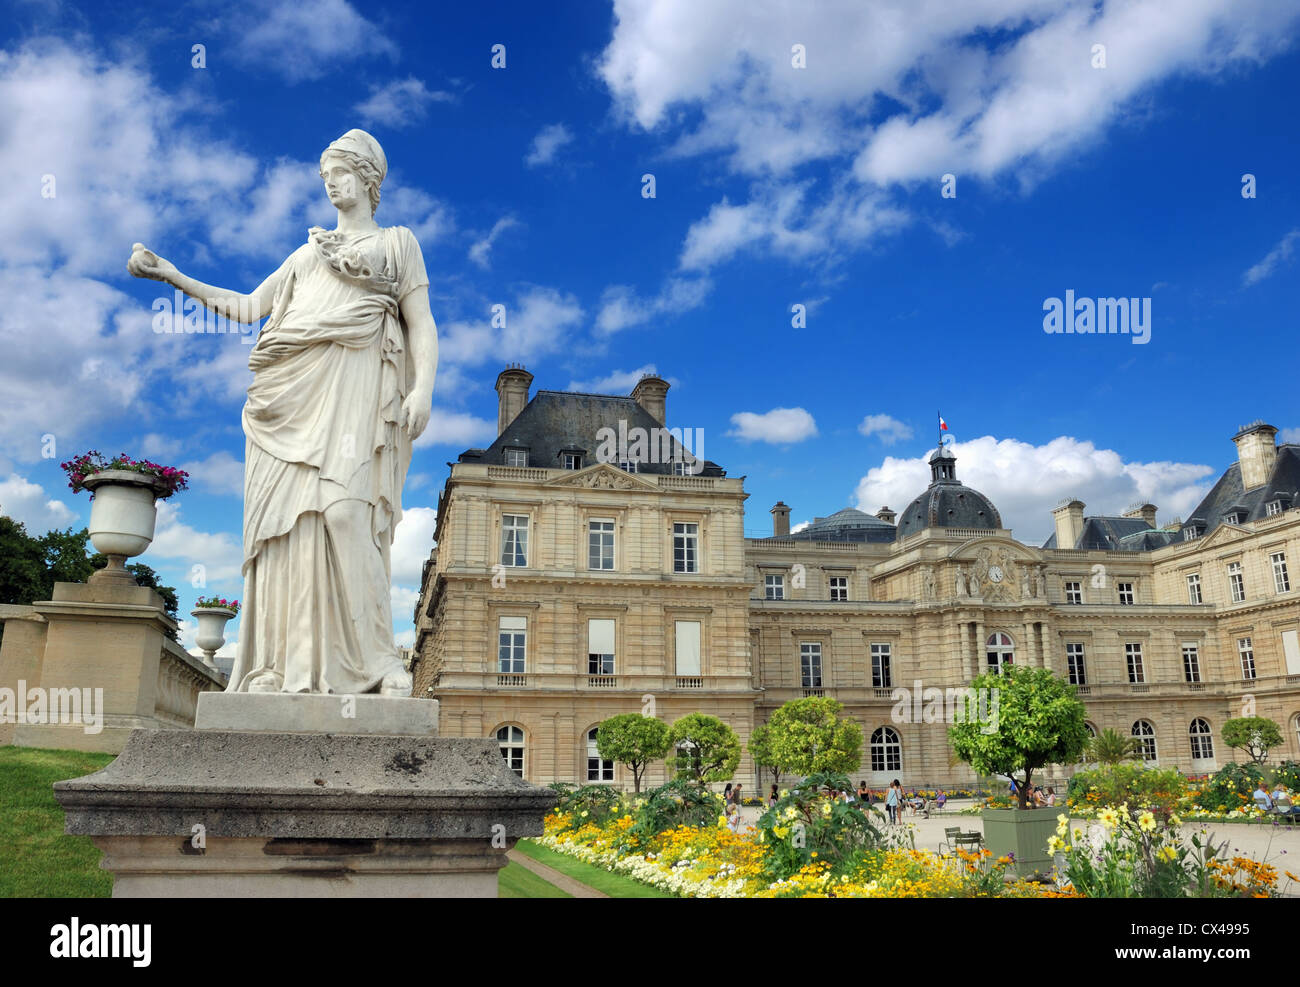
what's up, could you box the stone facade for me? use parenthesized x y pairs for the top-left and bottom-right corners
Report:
(412, 372), (1300, 790)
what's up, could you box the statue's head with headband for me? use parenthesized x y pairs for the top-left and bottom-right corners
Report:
(320, 128), (387, 216)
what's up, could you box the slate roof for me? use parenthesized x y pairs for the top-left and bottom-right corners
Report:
(457, 390), (726, 476)
(895, 447), (1002, 537)
(1041, 516), (1179, 551)
(1178, 442), (1300, 538)
(767, 507), (897, 544)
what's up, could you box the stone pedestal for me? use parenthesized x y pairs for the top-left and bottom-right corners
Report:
(55, 716), (556, 898)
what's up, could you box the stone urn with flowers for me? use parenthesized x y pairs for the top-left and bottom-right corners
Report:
(191, 597), (239, 669)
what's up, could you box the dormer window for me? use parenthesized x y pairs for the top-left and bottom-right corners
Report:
(1222, 511), (1244, 525)
(618, 460), (638, 473)
(1183, 522), (1204, 541)
(1266, 500), (1284, 517)
(563, 453), (582, 470)
(504, 448), (528, 467)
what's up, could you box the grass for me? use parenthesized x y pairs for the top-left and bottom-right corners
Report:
(0, 745), (115, 898)
(513, 838), (675, 898)
(498, 861), (572, 898)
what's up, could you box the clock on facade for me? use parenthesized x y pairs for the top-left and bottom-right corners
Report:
(988, 565), (1004, 583)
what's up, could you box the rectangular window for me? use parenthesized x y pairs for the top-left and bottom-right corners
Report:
(1186, 573), (1202, 605)
(673, 522), (698, 573)
(504, 448), (528, 467)
(1228, 561), (1245, 603)
(1271, 552), (1291, 593)
(498, 616), (526, 674)
(1126, 642), (1145, 683)
(830, 576), (848, 602)
(618, 460), (638, 473)
(1066, 643), (1086, 685)
(1183, 527), (1199, 541)
(588, 519), (614, 570)
(764, 574), (784, 600)
(587, 618), (615, 676)
(674, 620), (701, 677)
(1283, 629), (1300, 677)
(671, 459), (692, 476)
(1117, 582), (1134, 605)
(1266, 500), (1282, 517)
(1182, 643), (1201, 683)
(563, 453), (582, 470)
(1064, 581), (1082, 605)
(871, 643), (892, 688)
(501, 514), (529, 567)
(1238, 637), (1256, 680)
(800, 642), (823, 688)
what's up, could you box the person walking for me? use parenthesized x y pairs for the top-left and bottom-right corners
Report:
(769, 784), (779, 808)
(885, 779), (901, 824)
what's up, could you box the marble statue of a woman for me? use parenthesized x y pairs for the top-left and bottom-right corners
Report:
(128, 129), (437, 697)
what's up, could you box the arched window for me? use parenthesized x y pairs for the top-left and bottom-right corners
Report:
(1079, 722), (1098, 763)
(1189, 719), (1214, 761)
(1293, 714), (1300, 756)
(986, 632), (1015, 674)
(586, 727), (613, 782)
(1131, 720), (1157, 762)
(496, 725), (525, 778)
(870, 727), (901, 772)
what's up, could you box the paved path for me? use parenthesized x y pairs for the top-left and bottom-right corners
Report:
(507, 848), (608, 898)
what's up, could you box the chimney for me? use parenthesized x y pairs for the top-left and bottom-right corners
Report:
(876, 506), (897, 525)
(1122, 503), (1158, 528)
(1052, 499), (1085, 549)
(1232, 422), (1278, 491)
(630, 373), (669, 426)
(495, 364), (533, 435)
(771, 501), (791, 537)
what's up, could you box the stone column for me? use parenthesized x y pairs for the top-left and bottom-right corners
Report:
(975, 618), (985, 678)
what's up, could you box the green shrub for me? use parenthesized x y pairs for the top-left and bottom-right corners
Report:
(1066, 763), (1188, 819)
(627, 778), (722, 848)
(1199, 762), (1266, 813)
(755, 771), (883, 881)
(1272, 761), (1300, 792)
(547, 783), (624, 831)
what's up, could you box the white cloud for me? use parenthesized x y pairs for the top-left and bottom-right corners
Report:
(525, 123), (574, 167)
(140, 433), (184, 459)
(413, 408), (498, 448)
(390, 506), (437, 584)
(382, 185), (456, 245)
(468, 216), (520, 269)
(391, 584), (421, 619)
(728, 407), (818, 444)
(180, 451), (244, 496)
(1281, 427), (1300, 444)
(229, 0), (399, 83)
(0, 473), (78, 532)
(857, 414), (914, 445)
(598, 0), (1300, 271)
(596, 276), (712, 332)
(149, 501), (244, 584)
(355, 77), (455, 128)
(568, 365), (664, 394)
(852, 434), (1216, 544)
(1243, 229), (1300, 286)
(394, 628), (416, 648)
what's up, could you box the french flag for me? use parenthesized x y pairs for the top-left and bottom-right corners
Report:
(938, 414), (948, 431)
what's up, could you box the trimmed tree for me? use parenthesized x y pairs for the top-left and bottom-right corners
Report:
(748, 723), (784, 790)
(667, 712), (741, 785)
(1221, 716), (1283, 765)
(765, 696), (863, 777)
(595, 713), (671, 793)
(948, 666), (1089, 810)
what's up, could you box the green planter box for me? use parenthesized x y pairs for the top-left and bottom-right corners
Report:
(981, 807), (1062, 879)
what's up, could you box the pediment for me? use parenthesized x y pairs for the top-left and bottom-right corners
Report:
(543, 462), (660, 491)
(1197, 523), (1246, 549)
(947, 535), (1039, 562)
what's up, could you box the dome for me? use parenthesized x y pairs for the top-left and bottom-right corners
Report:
(895, 445), (1002, 537)
(789, 507), (896, 543)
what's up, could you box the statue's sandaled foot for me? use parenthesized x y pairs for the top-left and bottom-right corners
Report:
(379, 669), (412, 697)
(246, 671), (282, 693)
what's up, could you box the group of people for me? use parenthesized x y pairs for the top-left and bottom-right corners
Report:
(722, 784), (746, 832)
(1253, 783), (1300, 816)
(1009, 780), (1057, 806)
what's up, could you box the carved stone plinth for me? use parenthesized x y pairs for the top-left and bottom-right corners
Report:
(54, 727), (556, 898)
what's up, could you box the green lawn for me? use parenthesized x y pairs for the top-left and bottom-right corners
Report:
(498, 861), (572, 898)
(513, 839), (674, 898)
(0, 745), (115, 898)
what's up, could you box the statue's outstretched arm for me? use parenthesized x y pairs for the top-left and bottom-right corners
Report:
(398, 287), (438, 441)
(127, 243), (284, 324)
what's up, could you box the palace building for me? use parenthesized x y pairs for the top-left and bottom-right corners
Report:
(410, 370), (1300, 790)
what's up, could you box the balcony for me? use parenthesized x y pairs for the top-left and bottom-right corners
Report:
(587, 675), (618, 689)
(675, 676), (703, 689)
(803, 687), (825, 698)
(497, 673), (527, 687)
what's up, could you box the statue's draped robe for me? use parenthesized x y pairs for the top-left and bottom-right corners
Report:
(227, 225), (428, 693)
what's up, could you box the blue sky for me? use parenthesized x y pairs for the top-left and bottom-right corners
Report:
(1, 0), (1298, 658)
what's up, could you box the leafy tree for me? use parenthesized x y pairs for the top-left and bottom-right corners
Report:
(667, 712), (741, 785)
(1087, 727), (1143, 765)
(765, 696), (863, 776)
(595, 713), (671, 793)
(948, 666), (1089, 810)
(0, 515), (46, 605)
(1221, 717), (1283, 765)
(39, 527), (96, 590)
(748, 723), (785, 789)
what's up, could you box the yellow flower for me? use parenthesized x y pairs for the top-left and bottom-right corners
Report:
(1138, 811), (1156, 833)
(1169, 814), (1182, 827)
(1098, 807), (1119, 829)
(718, 815), (728, 828)
(1157, 846), (1178, 863)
